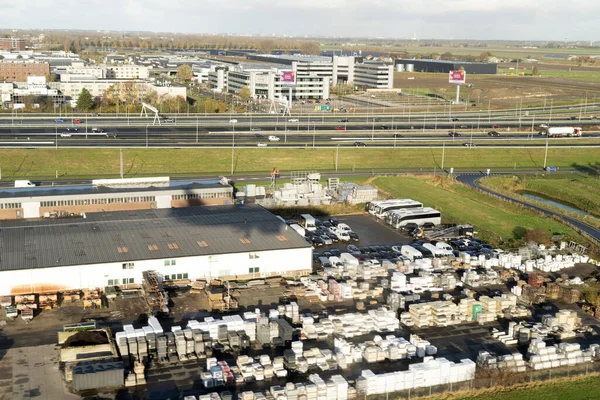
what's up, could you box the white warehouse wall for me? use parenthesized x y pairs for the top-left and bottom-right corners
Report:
(0, 247), (312, 295)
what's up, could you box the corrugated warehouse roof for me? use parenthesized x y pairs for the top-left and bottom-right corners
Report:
(0, 204), (309, 272)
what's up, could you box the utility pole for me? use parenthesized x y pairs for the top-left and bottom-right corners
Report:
(543, 135), (549, 170)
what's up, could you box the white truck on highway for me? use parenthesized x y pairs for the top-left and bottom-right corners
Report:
(14, 180), (36, 188)
(540, 127), (582, 137)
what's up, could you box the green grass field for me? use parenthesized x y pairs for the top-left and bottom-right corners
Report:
(372, 175), (581, 245)
(448, 376), (600, 400)
(0, 148), (598, 180)
(479, 174), (600, 231)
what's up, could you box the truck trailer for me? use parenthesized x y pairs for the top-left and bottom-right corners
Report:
(541, 127), (582, 137)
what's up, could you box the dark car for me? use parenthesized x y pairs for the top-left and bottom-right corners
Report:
(373, 118), (381, 122)
(328, 248), (341, 257)
(393, 133), (404, 138)
(339, 119), (349, 123)
(421, 222), (436, 230)
(91, 113), (99, 117)
(322, 221), (332, 228)
(321, 251), (333, 258)
(358, 246), (371, 253)
(326, 232), (339, 242)
(568, 116), (577, 120)
(329, 217), (339, 226)
(254, 133), (264, 137)
(488, 131), (500, 137)
(451, 117), (459, 122)
(347, 244), (360, 253)
(66, 126), (78, 131)
(354, 141), (367, 147)
(286, 219), (299, 225)
(403, 222), (419, 231)
(305, 238), (313, 246)
(312, 237), (324, 246)
(348, 231), (359, 242)
(448, 131), (461, 137)
(380, 126), (390, 130)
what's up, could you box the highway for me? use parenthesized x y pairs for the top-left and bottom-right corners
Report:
(457, 174), (600, 244)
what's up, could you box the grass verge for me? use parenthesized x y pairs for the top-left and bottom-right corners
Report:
(0, 148), (598, 180)
(372, 175), (583, 246)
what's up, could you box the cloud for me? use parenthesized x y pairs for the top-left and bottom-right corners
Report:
(0, 0), (598, 40)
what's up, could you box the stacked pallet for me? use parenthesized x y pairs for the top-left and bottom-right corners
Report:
(477, 351), (527, 372)
(82, 289), (102, 309)
(528, 339), (594, 370)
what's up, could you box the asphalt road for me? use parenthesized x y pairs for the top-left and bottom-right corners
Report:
(456, 173), (600, 244)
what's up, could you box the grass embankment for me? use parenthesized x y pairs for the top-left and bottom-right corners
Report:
(0, 148), (598, 180)
(372, 175), (582, 246)
(442, 375), (600, 400)
(480, 174), (600, 231)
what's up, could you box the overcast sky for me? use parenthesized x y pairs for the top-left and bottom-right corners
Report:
(1, 0), (598, 41)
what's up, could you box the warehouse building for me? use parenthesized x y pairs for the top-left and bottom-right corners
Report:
(0, 204), (312, 296)
(395, 59), (497, 75)
(0, 181), (233, 220)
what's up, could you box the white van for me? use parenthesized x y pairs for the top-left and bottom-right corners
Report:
(401, 245), (423, 261)
(268, 135), (280, 142)
(289, 224), (306, 237)
(14, 180), (36, 188)
(435, 242), (453, 252)
(229, 119), (238, 123)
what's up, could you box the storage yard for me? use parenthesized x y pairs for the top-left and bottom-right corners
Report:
(0, 199), (600, 399)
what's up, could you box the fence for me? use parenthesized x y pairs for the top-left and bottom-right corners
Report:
(359, 361), (600, 400)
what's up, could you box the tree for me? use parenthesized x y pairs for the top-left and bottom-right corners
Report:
(176, 64), (193, 82)
(299, 41), (321, 56)
(239, 86), (251, 102)
(532, 65), (539, 76)
(524, 228), (552, 245)
(440, 52), (453, 61)
(143, 89), (159, 106)
(16, 54), (23, 59)
(479, 52), (489, 62)
(76, 88), (95, 111)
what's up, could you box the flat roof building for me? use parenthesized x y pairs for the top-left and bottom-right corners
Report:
(0, 204), (312, 295)
(395, 59), (497, 75)
(0, 38), (26, 50)
(0, 61), (50, 82)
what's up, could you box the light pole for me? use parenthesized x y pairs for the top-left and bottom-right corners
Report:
(231, 121), (236, 175)
(543, 134), (549, 170)
(146, 124), (149, 148)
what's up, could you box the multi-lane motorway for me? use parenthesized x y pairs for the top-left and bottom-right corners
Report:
(0, 108), (598, 148)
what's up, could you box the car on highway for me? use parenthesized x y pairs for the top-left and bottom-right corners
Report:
(492, 125), (500, 129)
(354, 141), (367, 147)
(380, 126), (390, 130)
(539, 124), (549, 129)
(568, 116), (577, 120)
(91, 113), (99, 117)
(60, 132), (72, 137)
(335, 126), (346, 130)
(288, 118), (299, 122)
(372, 118), (381, 122)
(339, 119), (349, 123)
(451, 117), (459, 122)
(488, 131), (500, 137)
(250, 128), (261, 131)
(163, 118), (174, 123)
(106, 132), (117, 138)
(459, 125), (468, 129)
(55, 118), (64, 123)
(72, 119), (82, 124)
(228, 119), (238, 123)
(448, 131), (461, 137)
(66, 127), (78, 132)
(393, 133), (404, 138)
(257, 142), (268, 147)
(254, 133), (263, 137)
(463, 142), (476, 148)
(91, 128), (105, 133)
(268, 135), (280, 141)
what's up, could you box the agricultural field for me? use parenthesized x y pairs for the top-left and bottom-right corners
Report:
(0, 148), (598, 180)
(372, 175), (582, 246)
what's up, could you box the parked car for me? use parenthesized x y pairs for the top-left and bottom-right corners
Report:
(448, 131), (461, 137)
(320, 235), (333, 245)
(403, 222), (419, 231)
(268, 135), (280, 141)
(55, 118), (64, 123)
(328, 248), (342, 257)
(488, 131), (500, 137)
(72, 119), (82, 124)
(421, 222), (436, 230)
(312, 237), (324, 246)
(347, 244), (360, 253)
(335, 126), (346, 130)
(257, 142), (268, 147)
(328, 217), (339, 226)
(354, 141), (367, 147)
(327, 232), (340, 242)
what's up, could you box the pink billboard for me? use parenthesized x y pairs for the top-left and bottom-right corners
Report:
(280, 70), (296, 85)
(449, 70), (466, 84)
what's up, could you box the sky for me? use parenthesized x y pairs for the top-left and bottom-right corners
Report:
(1, 0), (599, 41)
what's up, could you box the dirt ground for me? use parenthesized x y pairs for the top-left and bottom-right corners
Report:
(394, 71), (600, 108)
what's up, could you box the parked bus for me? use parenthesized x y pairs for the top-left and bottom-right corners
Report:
(372, 199), (423, 219)
(368, 200), (388, 215)
(386, 207), (442, 229)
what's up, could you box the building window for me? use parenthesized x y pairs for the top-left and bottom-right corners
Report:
(107, 279), (119, 286)
(164, 260), (171, 266)
(122, 278), (134, 284)
(249, 253), (260, 260)
(249, 267), (260, 274)
(122, 262), (134, 269)
(183, 273), (188, 279)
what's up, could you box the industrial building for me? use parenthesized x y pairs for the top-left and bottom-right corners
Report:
(0, 204), (312, 296)
(395, 59), (497, 75)
(0, 181), (233, 220)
